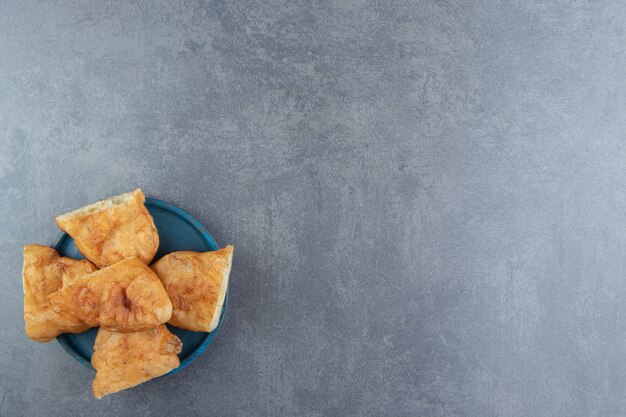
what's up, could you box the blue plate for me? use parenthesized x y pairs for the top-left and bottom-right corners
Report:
(55, 197), (228, 373)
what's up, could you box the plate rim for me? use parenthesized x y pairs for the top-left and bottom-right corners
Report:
(55, 197), (228, 374)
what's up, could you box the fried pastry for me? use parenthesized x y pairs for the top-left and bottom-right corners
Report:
(151, 246), (233, 332)
(55, 188), (159, 268)
(92, 325), (182, 398)
(22, 245), (97, 342)
(48, 257), (172, 332)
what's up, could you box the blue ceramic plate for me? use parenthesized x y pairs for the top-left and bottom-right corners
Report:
(55, 197), (228, 373)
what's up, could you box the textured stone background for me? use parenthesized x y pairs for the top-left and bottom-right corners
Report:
(2, 1), (626, 416)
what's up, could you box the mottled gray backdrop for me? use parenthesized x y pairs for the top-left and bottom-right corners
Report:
(2, 1), (626, 416)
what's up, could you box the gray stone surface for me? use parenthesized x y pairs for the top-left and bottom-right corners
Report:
(1, 0), (626, 416)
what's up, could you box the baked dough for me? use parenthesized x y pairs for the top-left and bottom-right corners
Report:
(92, 325), (182, 399)
(55, 188), (159, 268)
(151, 246), (233, 332)
(22, 245), (97, 342)
(48, 257), (172, 332)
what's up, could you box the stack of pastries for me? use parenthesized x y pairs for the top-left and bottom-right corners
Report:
(22, 189), (233, 398)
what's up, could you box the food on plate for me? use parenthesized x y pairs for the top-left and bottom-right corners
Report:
(21, 191), (234, 396)
(48, 257), (172, 332)
(151, 246), (233, 332)
(22, 245), (97, 342)
(91, 325), (182, 398)
(55, 188), (159, 268)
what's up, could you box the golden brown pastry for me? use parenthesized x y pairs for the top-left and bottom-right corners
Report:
(151, 246), (233, 332)
(55, 188), (159, 268)
(48, 257), (172, 332)
(22, 245), (97, 342)
(91, 325), (182, 399)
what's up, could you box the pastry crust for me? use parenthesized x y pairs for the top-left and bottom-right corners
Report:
(22, 245), (97, 342)
(48, 257), (172, 332)
(92, 325), (182, 399)
(151, 246), (233, 332)
(55, 188), (159, 268)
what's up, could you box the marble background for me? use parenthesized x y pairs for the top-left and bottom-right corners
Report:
(2, 1), (626, 416)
